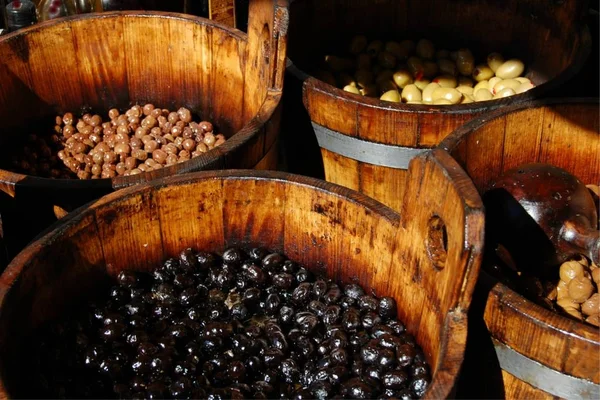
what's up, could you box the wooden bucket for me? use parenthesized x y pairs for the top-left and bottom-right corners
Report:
(0, 150), (484, 399)
(0, 0), (288, 263)
(440, 98), (600, 399)
(285, 0), (591, 212)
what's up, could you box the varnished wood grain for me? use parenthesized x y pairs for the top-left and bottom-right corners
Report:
(293, 0), (590, 212)
(0, 151), (484, 399)
(0, 2), (289, 264)
(441, 98), (600, 396)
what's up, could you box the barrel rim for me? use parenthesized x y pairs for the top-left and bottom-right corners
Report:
(0, 10), (277, 194)
(294, 24), (591, 116)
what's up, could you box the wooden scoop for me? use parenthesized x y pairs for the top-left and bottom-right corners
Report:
(483, 163), (599, 277)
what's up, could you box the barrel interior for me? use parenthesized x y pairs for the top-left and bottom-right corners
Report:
(288, 0), (588, 87)
(0, 166), (480, 398)
(0, 12), (257, 166)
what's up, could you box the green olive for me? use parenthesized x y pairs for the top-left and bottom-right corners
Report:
(350, 35), (368, 55)
(516, 77), (531, 84)
(437, 59), (457, 76)
(492, 79), (520, 95)
(401, 84), (422, 102)
(378, 80), (398, 94)
(474, 88), (493, 101)
(325, 55), (354, 72)
(460, 93), (475, 104)
(407, 56), (424, 77)
(495, 59), (525, 79)
(378, 51), (397, 69)
(355, 69), (374, 87)
(380, 89), (401, 102)
(423, 61), (439, 79)
(366, 40), (384, 57)
(433, 98), (453, 105)
(356, 54), (371, 70)
(488, 76), (502, 90)
(456, 86), (474, 95)
(456, 48), (475, 76)
(516, 81), (535, 94)
(436, 49), (450, 60)
(487, 52), (505, 72)
(414, 78), (431, 91)
(385, 41), (411, 60)
(392, 69), (414, 89)
(473, 80), (489, 94)
(337, 72), (356, 87)
(472, 64), (494, 82)
(343, 85), (361, 95)
(432, 87), (462, 104)
(422, 82), (441, 103)
(315, 70), (337, 87)
(416, 39), (435, 59)
(492, 87), (516, 99)
(360, 84), (378, 97)
(432, 74), (457, 88)
(458, 76), (474, 87)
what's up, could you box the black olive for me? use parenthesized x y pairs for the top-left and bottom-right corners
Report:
(312, 280), (328, 299)
(228, 360), (246, 381)
(410, 362), (429, 377)
(170, 377), (193, 398)
(340, 377), (374, 399)
(378, 297), (397, 319)
(358, 295), (378, 311)
(377, 348), (396, 370)
(360, 342), (380, 364)
(361, 311), (382, 330)
(295, 268), (311, 283)
(273, 273), (294, 290)
(163, 258), (181, 275)
(324, 284), (342, 304)
(344, 283), (365, 299)
(323, 305), (342, 326)
(295, 311), (319, 335)
(196, 252), (217, 269)
(100, 322), (126, 341)
(329, 330), (348, 349)
(126, 330), (149, 346)
(244, 265), (266, 287)
(117, 270), (139, 288)
(365, 365), (382, 381)
(262, 253), (285, 271)
(387, 320), (405, 335)
(179, 248), (198, 271)
(231, 303), (249, 320)
(308, 300), (327, 317)
(411, 375), (429, 397)
(173, 273), (195, 288)
(268, 330), (289, 351)
(109, 286), (129, 304)
(131, 354), (152, 375)
(204, 322), (233, 338)
(249, 247), (270, 261)
(397, 343), (416, 368)
(292, 283), (312, 304)
(282, 260), (299, 274)
(342, 308), (361, 332)
(279, 305), (295, 325)
(310, 380), (334, 400)
(222, 248), (245, 266)
(265, 293), (282, 315)
(330, 347), (349, 365)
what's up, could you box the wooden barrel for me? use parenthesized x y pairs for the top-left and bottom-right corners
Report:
(440, 98), (600, 399)
(285, 0), (591, 212)
(0, 149), (484, 399)
(0, 0), (289, 263)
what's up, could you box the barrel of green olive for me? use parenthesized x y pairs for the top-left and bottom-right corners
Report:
(283, 0), (591, 212)
(440, 98), (600, 399)
(0, 2), (289, 267)
(0, 154), (485, 399)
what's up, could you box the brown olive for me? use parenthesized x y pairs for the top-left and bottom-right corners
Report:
(568, 276), (594, 304)
(152, 149), (168, 164)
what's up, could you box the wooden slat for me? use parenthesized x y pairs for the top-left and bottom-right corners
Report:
(321, 148), (360, 191)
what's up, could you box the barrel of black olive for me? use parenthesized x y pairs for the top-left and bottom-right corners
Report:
(440, 98), (600, 399)
(282, 0), (591, 212)
(0, 1), (288, 267)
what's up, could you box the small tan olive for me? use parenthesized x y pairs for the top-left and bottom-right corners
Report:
(380, 90), (401, 103)
(473, 80), (490, 94)
(474, 89), (493, 102)
(325, 55), (354, 71)
(557, 298), (583, 319)
(422, 82), (441, 103)
(350, 35), (368, 55)
(401, 84), (422, 103)
(457, 76), (474, 87)
(456, 48), (475, 76)
(437, 59), (457, 76)
(568, 276), (594, 303)
(582, 293), (600, 316)
(423, 61), (439, 79)
(432, 75), (457, 88)
(392, 69), (414, 89)
(355, 69), (374, 87)
(436, 49), (450, 60)
(414, 78), (431, 91)
(560, 260), (586, 282)
(487, 52), (505, 72)
(343, 85), (361, 95)
(416, 39), (435, 59)
(472, 64), (494, 82)
(432, 87), (462, 104)
(456, 86), (474, 95)
(356, 54), (371, 70)
(591, 268), (600, 285)
(586, 314), (600, 327)
(493, 79), (521, 94)
(556, 280), (570, 301)
(516, 81), (535, 94)
(433, 98), (453, 105)
(488, 76), (502, 89)
(366, 40), (384, 57)
(493, 87), (516, 99)
(377, 51), (397, 69)
(407, 57), (424, 78)
(496, 59), (525, 79)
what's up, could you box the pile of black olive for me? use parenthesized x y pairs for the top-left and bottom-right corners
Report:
(31, 248), (431, 399)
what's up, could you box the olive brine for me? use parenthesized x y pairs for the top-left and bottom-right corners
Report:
(316, 36), (534, 104)
(31, 247), (431, 399)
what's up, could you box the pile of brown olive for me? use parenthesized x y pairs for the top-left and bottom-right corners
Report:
(55, 105), (225, 179)
(315, 36), (534, 105)
(30, 247), (430, 399)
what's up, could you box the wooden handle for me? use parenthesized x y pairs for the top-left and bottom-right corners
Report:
(562, 220), (600, 265)
(397, 148), (484, 399)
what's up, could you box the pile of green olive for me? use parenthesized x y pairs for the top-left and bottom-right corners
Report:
(315, 36), (535, 105)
